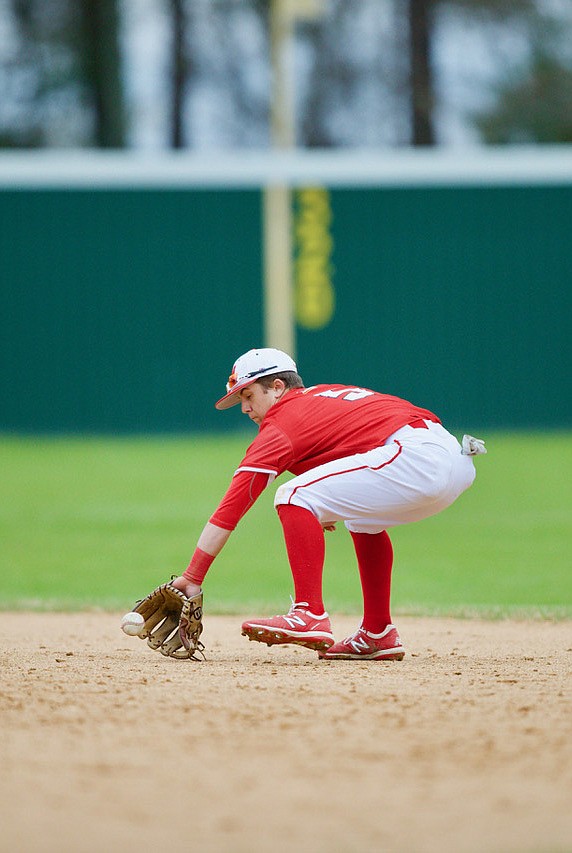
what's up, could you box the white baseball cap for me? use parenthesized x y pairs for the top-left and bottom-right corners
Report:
(215, 348), (298, 410)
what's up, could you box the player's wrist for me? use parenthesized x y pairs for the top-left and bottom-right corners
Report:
(183, 547), (215, 585)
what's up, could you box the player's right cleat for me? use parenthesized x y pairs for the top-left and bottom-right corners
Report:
(241, 602), (335, 652)
(319, 624), (405, 661)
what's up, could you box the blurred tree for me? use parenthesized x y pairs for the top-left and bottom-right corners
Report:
(297, 0), (543, 148)
(79, 0), (125, 146)
(407, 0), (436, 145)
(471, 4), (572, 145)
(300, 0), (410, 147)
(475, 51), (572, 144)
(402, 0), (542, 146)
(169, 0), (188, 148)
(1, 0), (571, 150)
(183, 0), (270, 147)
(2, 0), (125, 147)
(299, 3), (360, 147)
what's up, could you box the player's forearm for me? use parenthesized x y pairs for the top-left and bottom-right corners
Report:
(178, 522), (232, 594)
(197, 521), (233, 556)
(177, 472), (269, 595)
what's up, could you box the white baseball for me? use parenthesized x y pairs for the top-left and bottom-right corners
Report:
(121, 611), (145, 636)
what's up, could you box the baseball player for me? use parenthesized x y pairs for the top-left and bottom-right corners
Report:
(171, 347), (485, 660)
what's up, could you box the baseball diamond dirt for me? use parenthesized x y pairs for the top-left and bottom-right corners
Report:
(1, 613), (571, 853)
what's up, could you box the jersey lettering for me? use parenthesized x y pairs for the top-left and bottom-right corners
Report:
(316, 387), (374, 402)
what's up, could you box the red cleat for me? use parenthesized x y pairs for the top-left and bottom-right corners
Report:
(319, 624), (405, 661)
(242, 602), (334, 652)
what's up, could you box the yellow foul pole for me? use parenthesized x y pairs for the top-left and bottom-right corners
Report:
(263, 0), (325, 359)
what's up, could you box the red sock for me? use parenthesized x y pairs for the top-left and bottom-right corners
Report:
(350, 530), (393, 633)
(277, 504), (325, 613)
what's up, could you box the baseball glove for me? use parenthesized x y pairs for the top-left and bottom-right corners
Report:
(133, 582), (205, 660)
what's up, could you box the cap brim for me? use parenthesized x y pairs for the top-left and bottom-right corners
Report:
(215, 378), (256, 410)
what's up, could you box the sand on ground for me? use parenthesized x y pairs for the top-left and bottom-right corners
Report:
(1, 613), (571, 853)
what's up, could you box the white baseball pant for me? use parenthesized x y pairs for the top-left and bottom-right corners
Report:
(274, 421), (476, 533)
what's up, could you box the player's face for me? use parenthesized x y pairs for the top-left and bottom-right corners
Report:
(239, 382), (277, 425)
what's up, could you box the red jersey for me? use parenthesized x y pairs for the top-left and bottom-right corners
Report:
(210, 384), (439, 530)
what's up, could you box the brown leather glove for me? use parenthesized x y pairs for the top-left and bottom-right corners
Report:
(133, 582), (205, 660)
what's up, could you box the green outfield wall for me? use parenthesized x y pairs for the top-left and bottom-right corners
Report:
(1, 156), (571, 433)
(296, 184), (572, 431)
(1, 188), (263, 433)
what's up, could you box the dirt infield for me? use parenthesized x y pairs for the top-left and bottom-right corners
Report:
(1, 613), (571, 853)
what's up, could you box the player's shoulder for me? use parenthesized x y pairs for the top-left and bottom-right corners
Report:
(302, 383), (379, 399)
(274, 384), (379, 411)
(282, 384), (346, 402)
(299, 383), (354, 395)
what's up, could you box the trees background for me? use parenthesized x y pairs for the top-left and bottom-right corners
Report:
(0, 0), (571, 149)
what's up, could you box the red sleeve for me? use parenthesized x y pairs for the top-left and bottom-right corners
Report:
(235, 423), (294, 477)
(209, 470), (271, 531)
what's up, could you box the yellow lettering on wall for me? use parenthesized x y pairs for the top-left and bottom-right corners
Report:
(294, 187), (335, 329)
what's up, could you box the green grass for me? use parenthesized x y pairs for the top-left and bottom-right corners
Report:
(1, 432), (570, 618)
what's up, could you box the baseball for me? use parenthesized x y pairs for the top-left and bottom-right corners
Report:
(121, 611), (145, 636)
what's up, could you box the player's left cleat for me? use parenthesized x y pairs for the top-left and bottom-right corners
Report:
(319, 624), (405, 661)
(241, 602), (334, 652)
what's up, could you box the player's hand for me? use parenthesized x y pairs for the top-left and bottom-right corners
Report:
(170, 575), (202, 598)
(323, 523), (337, 532)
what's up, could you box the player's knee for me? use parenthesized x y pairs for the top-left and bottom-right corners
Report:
(274, 483), (291, 507)
(274, 483), (313, 514)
